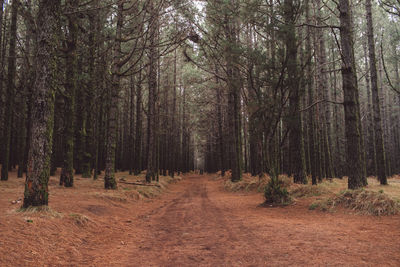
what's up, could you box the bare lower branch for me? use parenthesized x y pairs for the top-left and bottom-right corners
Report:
(300, 99), (343, 112)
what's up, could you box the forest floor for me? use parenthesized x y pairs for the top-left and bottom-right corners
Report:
(1, 171), (400, 266)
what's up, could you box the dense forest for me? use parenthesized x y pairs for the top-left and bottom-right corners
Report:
(0, 0), (399, 208)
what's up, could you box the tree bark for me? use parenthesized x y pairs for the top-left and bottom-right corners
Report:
(146, 2), (158, 183)
(82, 5), (98, 178)
(0, 0), (4, 171)
(60, 0), (78, 187)
(285, 0), (307, 184)
(224, 0), (242, 182)
(1, 0), (18, 181)
(215, 68), (226, 177)
(129, 75), (135, 175)
(23, 0), (60, 207)
(365, 0), (387, 185)
(18, 0), (33, 178)
(134, 67), (143, 175)
(104, 1), (123, 189)
(305, 0), (317, 184)
(169, 50), (177, 178)
(339, 0), (366, 189)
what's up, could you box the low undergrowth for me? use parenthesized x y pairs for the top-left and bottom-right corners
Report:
(224, 173), (291, 193)
(290, 185), (330, 198)
(263, 175), (292, 206)
(93, 174), (182, 202)
(223, 172), (400, 215)
(309, 189), (400, 216)
(17, 206), (62, 218)
(134, 175), (181, 198)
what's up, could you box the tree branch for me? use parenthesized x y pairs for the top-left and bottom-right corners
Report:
(380, 33), (400, 95)
(300, 99), (343, 112)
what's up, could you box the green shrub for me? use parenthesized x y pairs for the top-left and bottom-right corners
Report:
(264, 175), (292, 205)
(308, 202), (318, 210)
(309, 199), (332, 212)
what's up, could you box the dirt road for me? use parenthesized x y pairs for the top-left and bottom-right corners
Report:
(1, 173), (400, 266)
(125, 175), (400, 266)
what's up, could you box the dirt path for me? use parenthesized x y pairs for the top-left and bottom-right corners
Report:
(123, 175), (400, 266)
(1, 173), (400, 266)
(130, 176), (263, 266)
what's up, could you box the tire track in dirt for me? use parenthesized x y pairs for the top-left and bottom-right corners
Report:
(132, 175), (267, 266)
(140, 176), (235, 265)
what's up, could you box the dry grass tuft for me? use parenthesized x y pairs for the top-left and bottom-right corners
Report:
(224, 173), (292, 193)
(135, 175), (182, 198)
(94, 192), (128, 203)
(310, 189), (400, 216)
(91, 174), (182, 202)
(17, 206), (63, 218)
(290, 185), (330, 198)
(69, 213), (90, 226)
(224, 178), (265, 192)
(224, 173), (266, 192)
(123, 190), (142, 200)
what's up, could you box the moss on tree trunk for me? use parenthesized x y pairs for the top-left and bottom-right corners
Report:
(23, 0), (60, 207)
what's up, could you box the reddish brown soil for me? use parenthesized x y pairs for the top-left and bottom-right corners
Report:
(1, 172), (400, 266)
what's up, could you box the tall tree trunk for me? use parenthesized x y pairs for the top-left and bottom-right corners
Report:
(74, 56), (85, 175)
(182, 87), (188, 173)
(134, 67), (143, 175)
(331, 42), (344, 177)
(93, 3), (104, 179)
(246, 26), (262, 177)
(146, 2), (158, 182)
(305, 0), (317, 184)
(129, 75), (135, 175)
(82, 7), (98, 178)
(60, 0), (78, 187)
(0, 0), (4, 168)
(365, 0), (387, 185)
(168, 51), (177, 178)
(1, 0), (18, 181)
(339, 0), (366, 189)
(215, 68), (226, 177)
(104, 1), (123, 189)
(224, 1), (242, 182)
(363, 38), (376, 176)
(18, 0), (33, 178)
(285, 0), (307, 184)
(23, 0), (60, 207)
(394, 46), (400, 173)
(314, 0), (333, 179)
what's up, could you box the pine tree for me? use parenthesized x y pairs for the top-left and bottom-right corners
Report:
(339, 0), (366, 189)
(1, 0), (18, 181)
(365, 0), (387, 185)
(23, 0), (61, 207)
